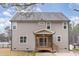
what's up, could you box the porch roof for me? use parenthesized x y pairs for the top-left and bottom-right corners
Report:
(34, 29), (55, 34)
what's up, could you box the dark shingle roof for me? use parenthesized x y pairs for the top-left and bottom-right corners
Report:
(10, 12), (70, 22)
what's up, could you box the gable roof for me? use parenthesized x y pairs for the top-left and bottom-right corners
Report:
(34, 29), (55, 34)
(10, 12), (70, 22)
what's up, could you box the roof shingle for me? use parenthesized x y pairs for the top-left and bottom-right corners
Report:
(10, 12), (70, 22)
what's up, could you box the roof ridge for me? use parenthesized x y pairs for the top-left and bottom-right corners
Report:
(17, 11), (62, 13)
(10, 12), (70, 22)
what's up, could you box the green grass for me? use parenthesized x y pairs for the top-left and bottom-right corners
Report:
(73, 48), (79, 51)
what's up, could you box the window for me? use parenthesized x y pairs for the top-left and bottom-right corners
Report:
(13, 26), (16, 29)
(38, 22), (45, 25)
(38, 22), (45, 29)
(12, 23), (17, 29)
(39, 37), (47, 47)
(20, 36), (27, 43)
(58, 36), (61, 42)
(64, 26), (66, 29)
(20, 37), (23, 43)
(24, 36), (26, 43)
(64, 23), (67, 29)
(46, 22), (50, 29)
(39, 38), (44, 46)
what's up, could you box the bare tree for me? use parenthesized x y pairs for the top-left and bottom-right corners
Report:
(0, 3), (44, 11)
(74, 9), (79, 12)
(0, 3), (45, 43)
(5, 26), (11, 43)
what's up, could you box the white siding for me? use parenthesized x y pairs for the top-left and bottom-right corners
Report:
(51, 22), (68, 50)
(12, 21), (69, 51)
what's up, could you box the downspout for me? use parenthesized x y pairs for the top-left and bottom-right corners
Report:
(68, 21), (70, 50)
(11, 22), (12, 50)
(52, 32), (55, 53)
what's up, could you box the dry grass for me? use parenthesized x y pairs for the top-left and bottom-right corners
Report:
(0, 48), (36, 56)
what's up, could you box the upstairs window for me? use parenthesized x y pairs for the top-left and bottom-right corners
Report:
(38, 22), (45, 29)
(64, 23), (67, 29)
(46, 22), (51, 29)
(20, 36), (27, 43)
(38, 22), (45, 25)
(12, 22), (17, 29)
(13, 26), (16, 29)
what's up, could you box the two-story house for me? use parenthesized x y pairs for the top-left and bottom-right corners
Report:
(10, 12), (70, 52)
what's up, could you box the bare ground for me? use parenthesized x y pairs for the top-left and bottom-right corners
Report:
(0, 48), (79, 56)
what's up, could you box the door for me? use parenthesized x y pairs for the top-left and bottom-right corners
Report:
(38, 37), (48, 48)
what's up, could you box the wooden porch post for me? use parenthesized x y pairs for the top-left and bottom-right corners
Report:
(51, 34), (53, 52)
(35, 35), (37, 52)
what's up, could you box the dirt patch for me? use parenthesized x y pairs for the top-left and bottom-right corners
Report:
(0, 48), (36, 56)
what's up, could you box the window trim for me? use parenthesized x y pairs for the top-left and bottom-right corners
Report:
(57, 35), (62, 42)
(39, 37), (47, 47)
(63, 22), (67, 29)
(58, 36), (61, 41)
(24, 36), (27, 43)
(46, 22), (51, 29)
(12, 22), (17, 30)
(20, 37), (24, 43)
(64, 25), (66, 29)
(20, 36), (27, 43)
(13, 26), (16, 29)
(38, 22), (45, 29)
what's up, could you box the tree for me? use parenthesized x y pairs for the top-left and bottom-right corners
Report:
(74, 9), (79, 12)
(5, 26), (11, 43)
(70, 23), (79, 45)
(0, 3), (44, 11)
(0, 33), (8, 42)
(0, 3), (45, 43)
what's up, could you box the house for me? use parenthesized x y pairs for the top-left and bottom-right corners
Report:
(10, 12), (70, 52)
(0, 42), (11, 48)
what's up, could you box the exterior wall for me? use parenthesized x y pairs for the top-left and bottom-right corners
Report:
(51, 22), (69, 51)
(12, 21), (69, 51)
(12, 21), (46, 51)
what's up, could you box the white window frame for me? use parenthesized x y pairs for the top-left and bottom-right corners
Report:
(20, 36), (27, 43)
(12, 22), (17, 30)
(38, 37), (48, 47)
(63, 22), (67, 29)
(56, 35), (62, 42)
(38, 22), (45, 25)
(38, 22), (45, 29)
(46, 22), (51, 29)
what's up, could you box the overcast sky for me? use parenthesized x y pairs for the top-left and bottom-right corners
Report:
(0, 3), (79, 33)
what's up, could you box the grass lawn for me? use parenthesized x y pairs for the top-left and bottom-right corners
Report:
(0, 48), (36, 56)
(72, 48), (79, 53)
(73, 48), (79, 51)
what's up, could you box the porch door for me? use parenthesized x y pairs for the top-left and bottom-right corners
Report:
(38, 37), (48, 47)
